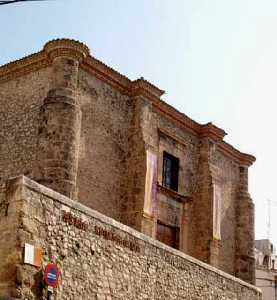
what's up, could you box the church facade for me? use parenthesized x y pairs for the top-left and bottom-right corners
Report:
(0, 39), (256, 295)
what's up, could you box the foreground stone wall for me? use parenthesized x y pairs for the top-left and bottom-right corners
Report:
(0, 176), (261, 300)
(0, 180), (21, 297)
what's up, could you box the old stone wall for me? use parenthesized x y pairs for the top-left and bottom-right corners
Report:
(0, 60), (133, 222)
(0, 68), (51, 184)
(76, 69), (133, 220)
(0, 178), (28, 297)
(1, 176), (261, 300)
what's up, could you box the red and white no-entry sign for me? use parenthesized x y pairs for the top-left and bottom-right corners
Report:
(44, 263), (60, 288)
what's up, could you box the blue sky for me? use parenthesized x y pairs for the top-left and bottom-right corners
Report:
(1, 0), (277, 246)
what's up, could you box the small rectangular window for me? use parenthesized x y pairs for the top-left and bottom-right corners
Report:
(156, 221), (179, 249)
(162, 151), (179, 192)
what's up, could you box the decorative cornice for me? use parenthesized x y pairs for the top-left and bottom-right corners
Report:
(218, 141), (256, 167)
(130, 77), (165, 98)
(200, 122), (227, 141)
(81, 55), (131, 95)
(43, 38), (90, 62)
(152, 99), (202, 136)
(0, 51), (49, 84)
(0, 38), (255, 167)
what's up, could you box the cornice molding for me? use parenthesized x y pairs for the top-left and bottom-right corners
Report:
(152, 99), (202, 136)
(200, 122), (227, 141)
(44, 38), (90, 62)
(81, 56), (131, 95)
(218, 141), (256, 167)
(0, 38), (255, 167)
(0, 51), (50, 84)
(130, 77), (165, 98)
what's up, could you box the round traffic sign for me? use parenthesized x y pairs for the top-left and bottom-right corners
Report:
(44, 263), (60, 288)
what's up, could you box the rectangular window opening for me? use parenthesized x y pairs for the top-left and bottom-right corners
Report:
(156, 221), (179, 249)
(162, 151), (179, 192)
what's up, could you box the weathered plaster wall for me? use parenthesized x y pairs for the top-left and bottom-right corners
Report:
(211, 151), (240, 275)
(77, 69), (133, 220)
(0, 176), (262, 300)
(0, 68), (51, 184)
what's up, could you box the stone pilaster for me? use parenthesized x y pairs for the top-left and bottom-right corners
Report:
(235, 165), (255, 284)
(193, 137), (222, 267)
(180, 201), (191, 253)
(193, 138), (214, 263)
(194, 123), (226, 267)
(122, 86), (158, 237)
(120, 78), (163, 234)
(120, 96), (147, 231)
(36, 39), (89, 198)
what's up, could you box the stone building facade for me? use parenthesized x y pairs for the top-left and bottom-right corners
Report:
(255, 239), (277, 300)
(0, 39), (257, 297)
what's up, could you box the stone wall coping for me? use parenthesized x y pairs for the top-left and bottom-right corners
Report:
(8, 175), (261, 295)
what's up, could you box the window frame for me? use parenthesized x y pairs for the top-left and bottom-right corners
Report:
(156, 220), (180, 250)
(162, 151), (179, 192)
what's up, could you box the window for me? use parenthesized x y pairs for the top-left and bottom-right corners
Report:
(162, 151), (179, 192)
(156, 221), (179, 249)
